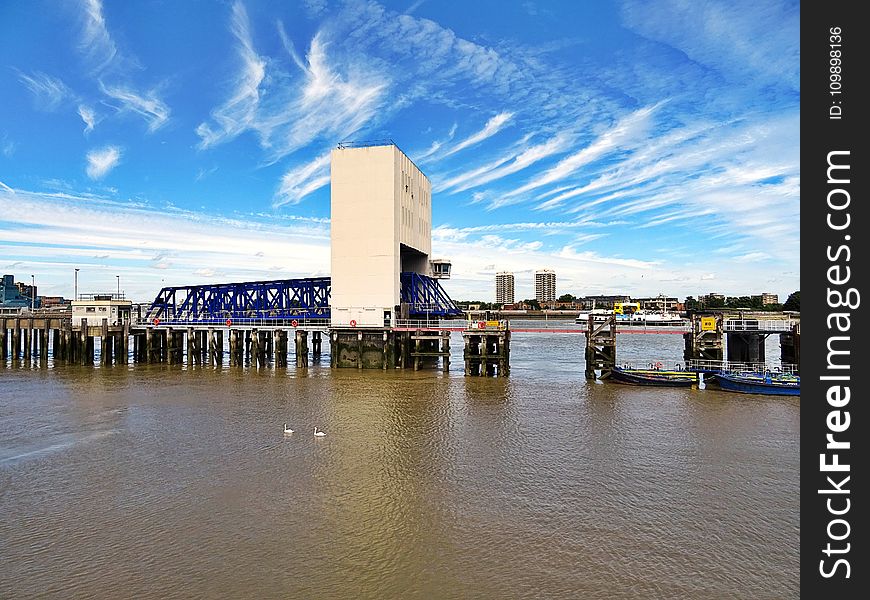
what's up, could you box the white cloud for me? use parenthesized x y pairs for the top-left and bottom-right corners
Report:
(86, 146), (122, 179)
(196, 1), (266, 148)
(274, 153), (331, 207)
(505, 103), (661, 199)
(198, 8), (387, 171)
(437, 132), (572, 193)
(439, 111), (514, 159)
(0, 188), (330, 300)
(78, 105), (97, 133)
(1, 136), (14, 158)
(17, 71), (71, 111)
(621, 0), (799, 92)
(99, 83), (170, 132)
(78, 0), (118, 74)
(0, 180), (15, 194)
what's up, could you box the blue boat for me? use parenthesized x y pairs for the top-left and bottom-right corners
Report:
(712, 372), (800, 396)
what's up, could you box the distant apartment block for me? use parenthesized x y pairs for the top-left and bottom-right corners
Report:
(760, 292), (779, 305)
(495, 272), (515, 305)
(535, 269), (556, 303)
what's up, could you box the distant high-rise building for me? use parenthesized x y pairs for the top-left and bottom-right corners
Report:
(495, 272), (515, 304)
(535, 269), (556, 303)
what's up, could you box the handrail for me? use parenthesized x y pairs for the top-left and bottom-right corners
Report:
(132, 316), (331, 328)
(686, 359), (799, 374)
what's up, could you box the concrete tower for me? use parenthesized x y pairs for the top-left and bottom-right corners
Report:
(330, 143), (432, 327)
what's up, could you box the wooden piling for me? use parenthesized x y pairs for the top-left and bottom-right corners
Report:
(296, 330), (308, 368)
(0, 318), (6, 361)
(250, 329), (259, 367)
(312, 331), (322, 358)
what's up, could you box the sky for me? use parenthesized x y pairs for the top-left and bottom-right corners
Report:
(0, 0), (800, 303)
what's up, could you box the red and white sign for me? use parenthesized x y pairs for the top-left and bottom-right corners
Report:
(291, 319), (299, 328)
(153, 317), (160, 326)
(349, 319), (357, 327)
(226, 318), (233, 327)
(477, 321), (486, 329)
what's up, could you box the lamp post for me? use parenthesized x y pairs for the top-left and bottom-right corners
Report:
(74, 268), (80, 301)
(31, 274), (35, 310)
(116, 275), (120, 298)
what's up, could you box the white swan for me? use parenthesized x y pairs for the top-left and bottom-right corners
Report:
(314, 426), (326, 437)
(283, 423), (294, 434)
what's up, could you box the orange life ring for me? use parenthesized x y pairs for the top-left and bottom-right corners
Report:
(350, 319), (357, 327)
(654, 361), (663, 370)
(153, 317), (160, 326)
(226, 318), (232, 327)
(291, 319), (299, 327)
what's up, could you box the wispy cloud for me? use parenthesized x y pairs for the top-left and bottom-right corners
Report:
(78, 0), (119, 74)
(505, 103), (661, 200)
(198, 5), (387, 172)
(78, 104), (97, 133)
(439, 111), (514, 159)
(0, 187), (330, 298)
(621, 0), (799, 93)
(437, 132), (572, 193)
(99, 83), (170, 132)
(17, 71), (72, 111)
(0, 180), (15, 194)
(75, 0), (171, 131)
(196, 1), (266, 148)
(274, 152), (331, 207)
(1, 135), (15, 158)
(85, 146), (122, 179)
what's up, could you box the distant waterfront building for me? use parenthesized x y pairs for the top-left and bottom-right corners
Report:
(1, 274), (34, 308)
(636, 295), (679, 312)
(72, 294), (132, 326)
(579, 295), (630, 310)
(760, 292), (779, 305)
(535, 269), (556, 304)
(495, 272), (515, 305)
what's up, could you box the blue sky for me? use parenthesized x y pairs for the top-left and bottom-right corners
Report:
(0, 0), (799, 302)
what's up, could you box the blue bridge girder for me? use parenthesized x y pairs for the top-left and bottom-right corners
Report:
(145, 277), (331, 323)
(144, 273), (461, 324)
(400, 272), (462, 317)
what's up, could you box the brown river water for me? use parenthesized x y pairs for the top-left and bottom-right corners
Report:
(1, 330), (799, 599)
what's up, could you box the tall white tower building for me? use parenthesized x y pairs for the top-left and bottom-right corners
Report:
(535, 269), (556, 303)
(496, 272), (515, 304)
(330, 143), (432, 327)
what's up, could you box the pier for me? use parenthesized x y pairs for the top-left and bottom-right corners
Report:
(2, 142), (799, 379)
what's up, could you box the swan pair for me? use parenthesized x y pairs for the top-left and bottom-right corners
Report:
(283, 423), (326, 437)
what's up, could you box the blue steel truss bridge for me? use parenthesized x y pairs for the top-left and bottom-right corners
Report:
(141, 273), (461, 328)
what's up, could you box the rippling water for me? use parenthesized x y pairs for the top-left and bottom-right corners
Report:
(1, 331), (799, 599)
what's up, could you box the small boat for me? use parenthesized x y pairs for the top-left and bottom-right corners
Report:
(574, 309), (612, 324)
(711, 372), (800, 396)
(610, 366), (698, 387)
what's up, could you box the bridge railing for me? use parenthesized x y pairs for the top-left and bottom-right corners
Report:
(393, 319), (469, 330)
(132, 316), (331, 329)
(722, 319), (798, 332)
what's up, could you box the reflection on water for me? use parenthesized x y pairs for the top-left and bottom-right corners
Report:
(1, 333), (798, 599)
